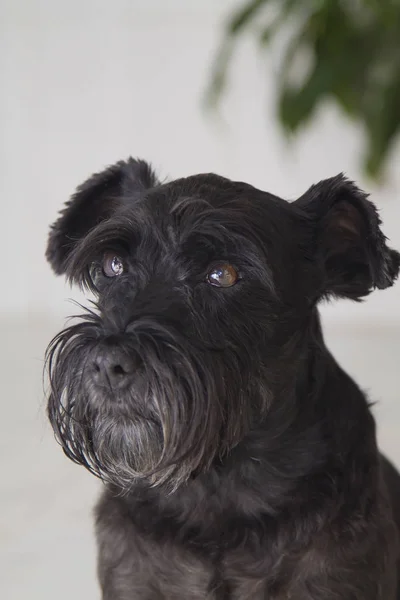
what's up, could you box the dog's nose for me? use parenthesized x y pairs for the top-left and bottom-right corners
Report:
(92, 348), (134, 388)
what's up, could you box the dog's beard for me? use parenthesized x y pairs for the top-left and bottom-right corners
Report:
(46, 312), (259, 492)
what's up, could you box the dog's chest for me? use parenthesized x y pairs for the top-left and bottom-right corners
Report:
(96, 489), (300, 600)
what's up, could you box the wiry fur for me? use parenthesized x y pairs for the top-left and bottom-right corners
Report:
(46, 158), (400, 599)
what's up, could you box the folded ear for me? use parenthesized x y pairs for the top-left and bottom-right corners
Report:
(295, 174), (400, 301)
(46, 158), (158, 275)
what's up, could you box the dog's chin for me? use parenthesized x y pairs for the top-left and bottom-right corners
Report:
(90, 404), (209, 492)
(48, 376), (224, 493)
(48, 390), (209, 493)
(50, 403), (206, 493)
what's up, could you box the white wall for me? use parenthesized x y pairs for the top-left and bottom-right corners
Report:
(1, 4), (399, 598)
(1, 0), (400, 325)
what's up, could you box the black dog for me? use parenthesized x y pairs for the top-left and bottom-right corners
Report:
(46, 159), (400, 599)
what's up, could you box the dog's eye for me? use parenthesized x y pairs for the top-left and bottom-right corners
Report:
(102, 252), (124, 277)
(207, 263), (239, 288)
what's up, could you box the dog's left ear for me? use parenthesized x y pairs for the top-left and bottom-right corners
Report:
(295, 174), (400, 300)
(46, 158), (158, 275)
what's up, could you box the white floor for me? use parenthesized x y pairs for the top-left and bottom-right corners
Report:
(1, 316), (399, 599)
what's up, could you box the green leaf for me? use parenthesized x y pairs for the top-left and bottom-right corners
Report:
(364, 75), (400, 177)
(279, 58), (333, 131)
(204, 40), (232, 108)
(206, 0), (400, 179)
(227, 0), (270, 36)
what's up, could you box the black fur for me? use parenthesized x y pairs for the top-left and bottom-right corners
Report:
(46, 158), (400, 599)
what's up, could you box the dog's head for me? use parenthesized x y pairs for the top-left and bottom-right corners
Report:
(46, 158), (400, 491)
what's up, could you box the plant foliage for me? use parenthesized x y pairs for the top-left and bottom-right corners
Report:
(207, 0), (400, 178)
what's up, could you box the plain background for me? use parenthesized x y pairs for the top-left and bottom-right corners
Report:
(1, 1), (399, 598)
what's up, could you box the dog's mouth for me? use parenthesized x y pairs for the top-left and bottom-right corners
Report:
(46, 325), (215, 490)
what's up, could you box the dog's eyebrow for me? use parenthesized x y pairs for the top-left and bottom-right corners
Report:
(66, 217), (140, 272)
(89, 222), (139, 250)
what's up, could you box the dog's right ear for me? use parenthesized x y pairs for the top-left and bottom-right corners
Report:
(46, 158), (158, 275)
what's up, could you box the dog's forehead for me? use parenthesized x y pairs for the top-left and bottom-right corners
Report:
(124, 173), (288, 225)
(95, 173), (297, 264)
(81, 172), (295, 266)
(151, 173), (270, 208)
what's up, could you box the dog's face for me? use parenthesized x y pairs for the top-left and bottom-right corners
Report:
(46, 159), (399, 491)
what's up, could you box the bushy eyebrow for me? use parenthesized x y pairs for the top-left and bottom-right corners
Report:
(179, 222), (276, 296)
(65, 216), (139, 279)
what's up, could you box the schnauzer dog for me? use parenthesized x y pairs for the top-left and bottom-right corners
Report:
(46, 158), (400, 599)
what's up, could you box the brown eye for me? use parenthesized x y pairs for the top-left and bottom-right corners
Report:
(207, 263), (239, 288)
(102, 252), (124, 277)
